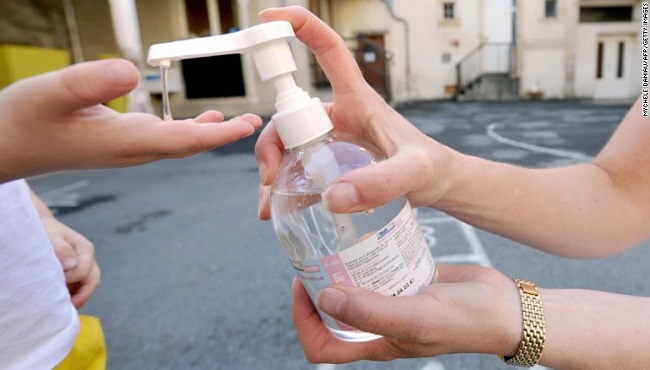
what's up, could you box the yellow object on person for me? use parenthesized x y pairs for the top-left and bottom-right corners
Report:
(55, 315), (107, 370)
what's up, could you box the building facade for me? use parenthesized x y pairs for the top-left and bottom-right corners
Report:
(0, 0), (643, 119)
(516, 0), (640, 100)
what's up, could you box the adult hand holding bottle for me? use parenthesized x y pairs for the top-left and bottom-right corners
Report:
(255, 5), (525, 364)
(254, 8), (453, 219)
(256, 6), (650, 369)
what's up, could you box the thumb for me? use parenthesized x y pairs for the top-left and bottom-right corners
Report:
(323, 150), (429, 213)
(14, 59), (139, 115)
(316, 284), (439, 340)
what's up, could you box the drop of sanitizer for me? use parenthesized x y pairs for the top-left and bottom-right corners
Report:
(160, 65), (173, 121)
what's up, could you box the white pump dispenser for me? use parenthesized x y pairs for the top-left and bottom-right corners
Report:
(148, 22), (436, 343)
(147, 21), (332, 148)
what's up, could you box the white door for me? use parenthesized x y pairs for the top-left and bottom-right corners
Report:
(594, 34), (634, 99)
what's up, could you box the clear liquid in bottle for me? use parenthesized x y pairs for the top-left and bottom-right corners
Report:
(270, 132), (436, 342)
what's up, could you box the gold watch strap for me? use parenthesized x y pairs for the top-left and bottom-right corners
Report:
(500, 278), (546, 367)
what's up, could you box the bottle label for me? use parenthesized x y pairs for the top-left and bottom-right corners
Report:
(291, 202), (435, 332)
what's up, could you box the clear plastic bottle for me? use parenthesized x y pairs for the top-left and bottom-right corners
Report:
(145, 21), (437, 342)
(271, 130), (436, 342)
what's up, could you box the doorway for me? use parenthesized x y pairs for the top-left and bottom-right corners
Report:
(356, 33), (390, 102)
(594, 34), (634, 99)
(181, 0), (245, 99)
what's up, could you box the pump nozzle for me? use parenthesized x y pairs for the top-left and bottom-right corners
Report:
(147, 21), (297, 81)
(147, 20), (333, 149)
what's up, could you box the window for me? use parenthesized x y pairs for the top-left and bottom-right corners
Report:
(545, 0), (557, 18)
(184, 0), (238, 35)
(443, 3), (455, 19)
(579, 6), (633, 23)
(184, 0), (210, 37)
(617, 42), (625, 78)
(596, 42), (603, 79)
(181, 0), (245, 99)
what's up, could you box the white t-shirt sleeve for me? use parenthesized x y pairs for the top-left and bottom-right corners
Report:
(0, 179), (79, 369)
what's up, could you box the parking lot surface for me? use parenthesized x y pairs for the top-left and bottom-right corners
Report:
(29, 99), (649, 370)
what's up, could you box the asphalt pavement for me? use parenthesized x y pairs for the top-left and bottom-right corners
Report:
(28, 99), (650, 370)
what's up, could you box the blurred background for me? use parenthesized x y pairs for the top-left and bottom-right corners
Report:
(0, 0), (642, 116)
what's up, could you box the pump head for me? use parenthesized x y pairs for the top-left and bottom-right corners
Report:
(146, 21), (333, 149)
(147, 21), (296, 81)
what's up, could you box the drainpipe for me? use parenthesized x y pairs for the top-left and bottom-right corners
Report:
(62, 0), (83, 63)
(383, 0), (411, 101)
(108, 0), (154, 113)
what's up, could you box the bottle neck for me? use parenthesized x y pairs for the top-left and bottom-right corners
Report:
(287, 132), (331, 152)
(273, 95), (334, 149)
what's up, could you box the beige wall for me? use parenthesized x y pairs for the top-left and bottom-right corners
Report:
(517, 0), (640, 100)
(73, 0), (119, 60)
(330, 0), (483, 101)
(516, 0), (569, 98)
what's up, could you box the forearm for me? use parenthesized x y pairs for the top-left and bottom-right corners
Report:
(434, 152), (648, 257)
(537, 288), (650, 369)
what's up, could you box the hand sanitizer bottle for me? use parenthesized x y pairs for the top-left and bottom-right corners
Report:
(147, 21), (436, 342)
(270, 90), (436, 342)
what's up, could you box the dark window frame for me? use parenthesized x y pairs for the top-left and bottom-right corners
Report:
(579, 6), (633, 23)
(443, 2), (455, 20)
(545, 0), (557, 18)
(617, 41), (625, 78)
(596, 42), (604, 79)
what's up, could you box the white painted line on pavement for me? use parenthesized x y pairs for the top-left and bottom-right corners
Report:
(458, 221), (493, 268)
(417, 216), (456, 224)
(40, 179), (90, 198)
(419, 360), (446, 370)
(487, 123), (593, 161)
(436, 253), (484, 264)
(316, 364), (337, 370)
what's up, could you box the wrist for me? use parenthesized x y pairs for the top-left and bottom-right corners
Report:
(495, 276), (528, 358)
(423, 142), (464, 208)
(449, 271), (526, 358)
(430, 151), (488, 211)
(499, 278), (546, 367)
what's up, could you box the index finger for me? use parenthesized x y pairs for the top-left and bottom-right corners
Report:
(259, 6), (364, 95)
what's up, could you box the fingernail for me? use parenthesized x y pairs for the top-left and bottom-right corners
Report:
(323, 183), (358, 212)
(258, 184), (269, 220)
(258, 8), (278, 17)
(62, 257), (78, 270)
(317, 287), (348, 317)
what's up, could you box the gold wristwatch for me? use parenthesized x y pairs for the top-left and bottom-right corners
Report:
(500, 278), (546, 367)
